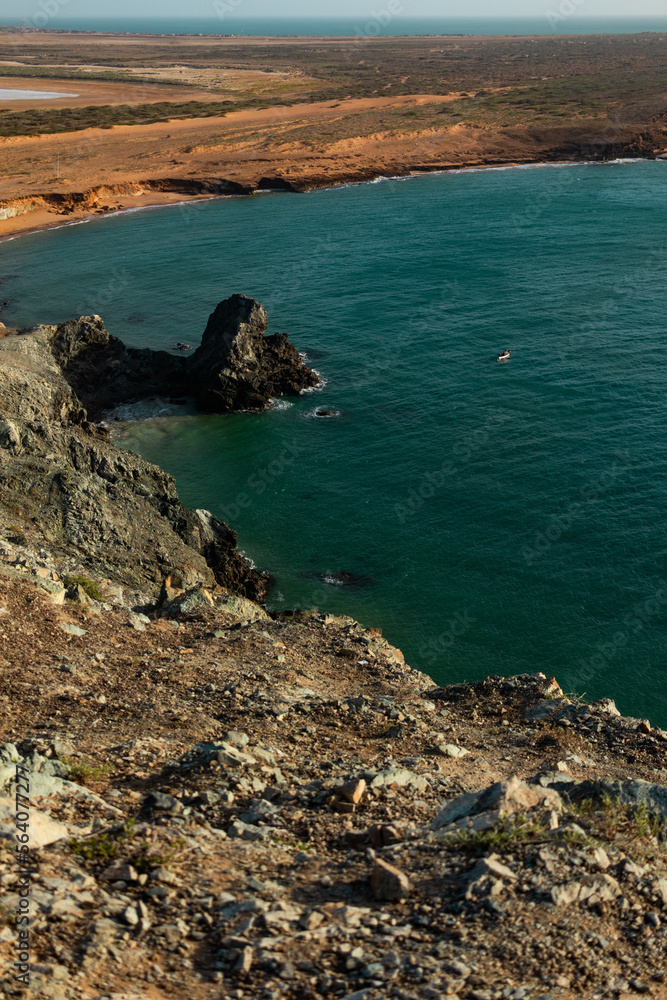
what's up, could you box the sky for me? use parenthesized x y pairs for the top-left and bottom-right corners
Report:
(1, 0), (665, 20)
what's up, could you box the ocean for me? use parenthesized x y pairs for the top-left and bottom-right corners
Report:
(2, 16), (667, 35)
(2, 160), (667, 726)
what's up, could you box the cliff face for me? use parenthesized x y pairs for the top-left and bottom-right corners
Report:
(0, 294), (319, 598)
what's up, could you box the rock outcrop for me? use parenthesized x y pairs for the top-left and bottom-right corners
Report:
(188, 295), (320, 412)
(50, 293), (320, 419)
(0, 322), (268, 600)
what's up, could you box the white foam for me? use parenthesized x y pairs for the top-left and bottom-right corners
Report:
(301, 370), (327, 393)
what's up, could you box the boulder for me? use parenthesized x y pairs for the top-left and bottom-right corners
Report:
(432, 775), (562, 833)
(0, 797), (69, 849)
(370, 858), (411, 901)
(570, 778), (667, 819)
(188, 294), (320, 412)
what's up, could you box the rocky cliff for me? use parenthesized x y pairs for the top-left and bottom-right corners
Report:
(54, 293), (320, 419)
(0, 295), (318, 601)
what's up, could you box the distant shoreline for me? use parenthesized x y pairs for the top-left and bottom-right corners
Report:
(1, 155), (663, 244)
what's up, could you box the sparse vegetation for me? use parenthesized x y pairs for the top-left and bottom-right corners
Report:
(69, 819), (136, 862)
(63, 575), (104, 602)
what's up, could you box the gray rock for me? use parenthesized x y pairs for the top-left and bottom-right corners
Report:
(573, 778), (667, 818)
(225, 730), (250, 748)
(239, 799), (280, 825)
(59, 623), (87, 637)
(0, 744), (19, 764)
(0, 419), (21, 453)
(432, 776), (562, 832)
(227, 819), (275, 842)
(367, 766), (428, 793)
(142, 791), (183, 815)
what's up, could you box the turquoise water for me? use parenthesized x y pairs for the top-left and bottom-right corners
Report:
(4, 16), (667, 35)
(2, 160), (667, 726)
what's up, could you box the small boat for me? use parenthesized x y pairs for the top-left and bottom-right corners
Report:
(174, 342), (192, 352)
(497, 349), (511, 362)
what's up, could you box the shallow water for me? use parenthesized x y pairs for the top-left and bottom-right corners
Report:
(0, 88), (78, 100)
(2, 159), (667, 725)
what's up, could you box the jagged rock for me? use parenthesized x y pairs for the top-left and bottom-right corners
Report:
(432, 775), (562, 833)
(216, 593), (270, 621)
(437, 743), (470, 759)
(0, 320), (268, 602)
(141, 791), (183, 816)
(59, 623), (87, 637)
(0, 797), (69, 848)
(551, 873), (622, 906)
(366, 766), (428, 792)
(188, 294), (320, 412)
(570, 778), (667, 818)
(0, 419), (21, 454)
(588, 697), (622, 716)
(370, 858), (411, 901)
(164, 585), (214, 616)
(99, 862), (138, 883)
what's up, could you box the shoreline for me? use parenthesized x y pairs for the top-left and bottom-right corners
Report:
(0, 153), (659, 243)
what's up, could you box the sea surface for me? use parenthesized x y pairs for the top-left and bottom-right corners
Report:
(3, 16), (667, 35)
(2, 160), (667, 726)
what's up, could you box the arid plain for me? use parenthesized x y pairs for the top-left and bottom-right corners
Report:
(1, 28), (666, 235)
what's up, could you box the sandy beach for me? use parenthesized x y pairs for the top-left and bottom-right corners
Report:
(1, 28), (666, 236)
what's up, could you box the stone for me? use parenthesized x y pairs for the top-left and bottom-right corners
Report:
(338, 778), (367, 804)
(523, 698), (572, 721)
(437, 744), (470, 759)
(468, 855), (517, 882)
(432, 776), (562, 832)
(99, 863), (138, 883)
(0, 315), (270, 605)
(551, 874), (622, 906)
(38, 579), (66, 605)
(588, 697), (621, 716)
(0, 797), (69, 848)
(227, 820), (274, 841)
(368, 766), (428, 793)
(239, 799), (279, 825)
(225, 730), (250, 748)
(141, 791), (183, 815)
(59, 623), (87, 637)
(149, 866), (179, 885)
(216, 743), (258, 768)
(370, 858), (411, 901)
(653, 878), (667, 905)
(188, 294), (320, 413)
(573, 778), (667, 819)
(0, 419), (21, 453)
(233, 946), (254, 974)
